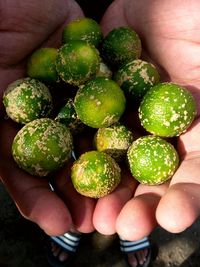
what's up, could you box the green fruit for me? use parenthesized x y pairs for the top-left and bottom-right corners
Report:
(3, 78), (53, 124)
(12, 118), (73, 177)
(71, 150), (121, 198)
(101, 27), (142, 69)
(96, 61), (112, 78)
(55, 98), (84, 134)
(62, 17), (103, 48)
(114, 59), (160, 103)
(56, 40), (100, 86)
(74, 77), (126, 128)
(139, 82), (197, 137)
(27, 47), (59, 83)
(93, 123), (134, 161)
(127, 135), (179, 185)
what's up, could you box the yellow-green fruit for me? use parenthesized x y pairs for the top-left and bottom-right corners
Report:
(62, 17), (103, 48)
(56, 40), (100, 86)
(139, 82), (197, 137)
(101, 27), (142, 69)
(71, 150), (121, 198)
(3, 78), (53, 124)
(114, 59), (160, 103)
(12, 118), (73, 177)
(27, 47), (59, 83)
(94, 123), (134, 161)
(74, 77), (126, 128)
(127, 135), (179, 185)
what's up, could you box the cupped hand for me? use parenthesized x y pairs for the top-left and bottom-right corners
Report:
(93, 0), (200, 240)
(0, 0), (96, 236)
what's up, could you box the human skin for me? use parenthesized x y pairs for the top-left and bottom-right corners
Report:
(93, 0), (200, 240)
(0, 0), (97, 236)
(1, 0), (200, 241)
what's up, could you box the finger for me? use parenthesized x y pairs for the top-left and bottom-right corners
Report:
(156, 157), (200, 233)
(52, 160), (96, 234)
(0, 119), (72, 236)
(116, 182), (168, 241)
(93, 165), (138, 235)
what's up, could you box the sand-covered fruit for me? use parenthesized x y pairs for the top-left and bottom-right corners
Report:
(62, 17), (103, 48)
(127, 135), (179, 185)
(74, 77), (126, 128)
(12, 118), (73, 177)
(93, 123), (134, 161)
(55, 98), (84, 134)
(56, 40), (100, 86)
(101, 27), (142, 69)
(114, 59), (160, 103)
(71, 150), (121, 198)
(3, 78), (53, 124)
(139, 82), (197, 137)
(27, 47), (59, 83)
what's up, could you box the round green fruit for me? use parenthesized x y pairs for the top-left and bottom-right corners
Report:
(55, 98), (84, 134)
(93, 123), (134, 161)
(101, 27), (142, 69)
(62, 17), (103, 48)
(3, 78), (53, 124)
(139, 82), (197, 137)
(127, 135), (179, 185)
(71, 150), (121, 198)
(74, 77), (126, 128)
(27, 47), (59, 83)
(56, 40), (100, 86)
(12, 118), (73, 177)
(114, 59), (160, 103)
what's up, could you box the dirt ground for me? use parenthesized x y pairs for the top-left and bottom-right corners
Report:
(0, 181), (200, 267)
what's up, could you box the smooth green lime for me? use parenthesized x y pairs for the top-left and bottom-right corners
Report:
(12, 118), (73, 177)
(93, 123), (134, 161)
(114, 59), (160, 103)
(139, 82), (197, 137)
(101, 27), (142, 69)
(62, 17), (103, 47)
(3, 78), (53, 124)
(74, 77), (126, 128)
(127, 135), (179, 185)
(71, 150), (121, 198)
(27, 47), (59, 83)
(56, 40), (100, 86)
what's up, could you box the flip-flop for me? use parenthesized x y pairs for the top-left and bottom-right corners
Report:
(120, 236), (151, 267)
(46, 231), (82, 267)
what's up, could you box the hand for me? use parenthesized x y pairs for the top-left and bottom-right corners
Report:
(93, 0), (200, 240)
(0, 0), (96, 236)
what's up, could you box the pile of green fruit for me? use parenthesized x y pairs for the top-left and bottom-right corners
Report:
(3, 17), (197, 198)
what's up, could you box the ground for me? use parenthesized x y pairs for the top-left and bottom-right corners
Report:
(0, 181), (200, 267)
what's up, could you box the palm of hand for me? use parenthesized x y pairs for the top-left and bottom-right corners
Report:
(93, 0), (200, 239)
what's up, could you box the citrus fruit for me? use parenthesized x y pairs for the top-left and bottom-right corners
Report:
(139, 82), (196, 137)
(71, 150), (121, 198)
(93, 123), (134, 161)
(101, 26), (142, 69)
(74, 77), (126, 128)
(114, 59), (160, 103)
(27, 47), (59, 83)
(62, 17), (103, 48)
(12, 118), (73, 177)
(56, 40), (100, 86)
(127, 135), (179, 185)
(3, 78), (53, 124)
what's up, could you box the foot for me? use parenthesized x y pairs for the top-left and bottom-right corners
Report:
(50, 241), (69, 263)
(127, 248), (150, 267)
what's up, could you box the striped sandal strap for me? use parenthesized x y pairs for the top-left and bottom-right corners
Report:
(50, 231), (82, 253)
(120, 236), (150, 254)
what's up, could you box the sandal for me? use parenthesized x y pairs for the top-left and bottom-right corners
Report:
(46, 231), (82, 267)
(120, 236), (151, 267)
